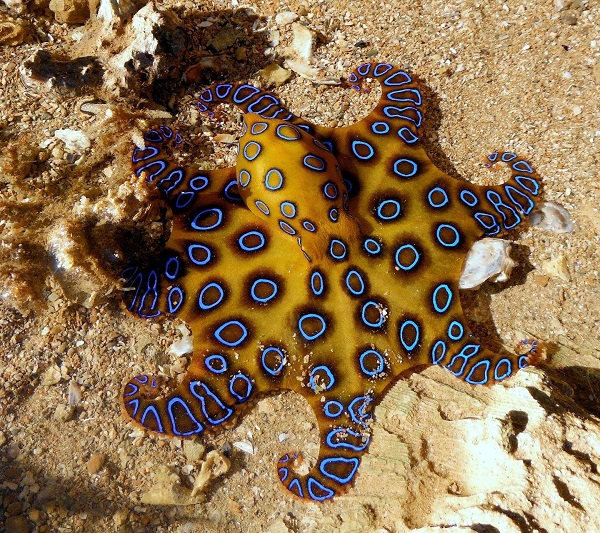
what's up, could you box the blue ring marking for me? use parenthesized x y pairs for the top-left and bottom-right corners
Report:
(157, 169), (183, 193)
(134, 375), (149, 384)
(140, 405), (164, 434)
(393, 158), (418, 178)
(308, 365), (335, 391)
(436, 223), (460, 247)
(394, 244), (420, 271)
(229, 373), (253, 402)
(188, 243), (212, 266)
(276, 124), (302, 141)
(191, 208), (223, 231)
(164, 257), (180, 280)
(348, 72), (358, 83)
(167, 397), (204, 436)
(135, 160), (166, 181)
(125, 398), (140, 417)
(320, 457), (360, 485)
(250, 278), (278, 303)
(255, 200), (270, 215)
(261, 346), (286, 376)
(123, 383), (139, 397)
(345, 269), (365, 296)
(248, 95), (279, 114)
(398, 127), (419, 144)
(307, 477), (335, 502)
(205, 354), (228, 374)
(310, 271), (324, 296)
(174, 191), (195, 209)
(189, 175), (210, 191)
(431, 340), (447, 364)
(250, 121), (268, 135)
(278, 467), (289, 482)
(359, 349), (385, 376)
(383, 106), (423, 127)
(265, 169), (284, 190)
(167, 286), (184, 313)
(298, 314), (327, 341)
(238, 170), (251, 187)
(304, 154), (326, 171)
(465, 360), (491, 385)
(233, 84), (260, 103)
(329, 239), (347, 260)
(224, 179), (241, 202)
(494, 358), (513, 381)
(361, 301), (385, 328)
(329, 207), (339, 222)
(428, 187), (449, 208)
(512, 160), (533, 173)
(280, 201), (297, 219)
(518, 356), (529, 369)
(349, 396), (373, 426)
(364, 238), (382, 255)
(132, 146), (159, 162)
(357, 62), (371, 76)
(387, 88), (422, 104)
(326, 428), (370, 451)
(199, 89), (213, 103)
(174, 133), (183, 145)
(474, 212), (500, 235)
(243, 141), (261, 161)
(279, 220), (296, 235)
(399, 320), (420, 351)
(138, 270), (159, 318)
(376, 199), (402, 220)
(372, 121), (390, 134)
(373, 62), (393, 76)
(460, 189), (479, 207)
(445, 344), (481, 376)
(351, 140), (375, 160)
(323, 181), (338, 199)
(214, 320), (248, 347)
(144, 129), (162, 143)
(501, 152), (517, 162)
(238, 230), (267, 252)
(447, 320), (464, 341)
(323, 400), (344, 418)
(321, 140), (334, 152)
(198, 282), (225, 311)
(287, 478), (304, 499)
(486, 190), (521, 229)
(384, 70), (412, 86)
(302, 220), (316, 232)
(505, 185), (535, 214)
(514, 175), (540, 195)
(313, 139), (331, 152)
(487, 152), (499, 163)
(158, 126), (173, 138)
(189, 381), (233, 425)
(432, 284), (453, 313)
(215, 83), (233, 99)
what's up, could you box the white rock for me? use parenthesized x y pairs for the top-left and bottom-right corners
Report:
(529, 201), (573, 233)
(275, 11), (298, 25)
(169, 324), (193, 356)
(54, 129), (91, 153)
(459, 238), (516, 289)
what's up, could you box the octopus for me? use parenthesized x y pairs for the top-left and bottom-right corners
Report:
(122, 62), (543, 501)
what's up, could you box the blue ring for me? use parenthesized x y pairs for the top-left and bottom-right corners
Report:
(351, 140), (375, 160)
(310, 271), (324, 296)
(323, 400), (344, 418)
(280, 201), (297, 219)
(372, 121), (390, 134)
(494, 358), (512, 381)
(319, 457), (359, 484)
(198, 282), (225, 311)
(214, 320), (248, 347)
(243, 141), (261, 161)
(394, 244), (419, 270)
(189, 175), (209, 191)
(238, 170), (251, 187)
(279, 220), (296, 235)
(329, 207), (339, 222)
(436, 223), (460, 247)
(399, 320), (420, 351)
(447, 320), (464, 341)
(373, 62), (393, 76)
(376, 199), (402, 220)
(251, 121), (268, 134)
(164, 257), (180, 280)
(326, 428), (370, 451)
(308, 365), (335, 391)
(427, 187), (449, 208)
(329, 239), (347, 260)
(359, 349), (385, 376)
(345, 270), (365, 296)
(431, 340), (447, 364)
(167, 397), (203, 436)
(302, 220), (316, 232)
(460, 189), (479, 207)
(432, 284), (453, 313)
(175, 191), (195, 209)
(276, 124), (302, 141)
(363, 238), (381, 255)
(465, 360), (491, 385)
(393, 158), (418, 178)
(265, 169), (284, 190)
(323, 181), (338, 199)
(298, 313), (327, 341)
(229, 373), (253, 401)
(140, 405), (164, 433)
(255, 200), (270, 215)
(261, 346), (286, 376)
(167, 286), (184, 313)
(233, 84), (260, 103)
(205, 354), (228, 374)
(304, 154), (326, 171)
(361, 301), (385, 328)
(398, 127), (419, 144)
(250, 278), (278, 303)
(384, 70), (411, 86)
(238, 230), (266, 252)
(191, 208), (223, 231)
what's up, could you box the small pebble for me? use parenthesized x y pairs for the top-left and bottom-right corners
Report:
(275, 11), (298, 25)
(183, 440), (205, 462)
(53, 403), (75, 422)
(86, 453), (106, 475)
(5, 515), (29, 533)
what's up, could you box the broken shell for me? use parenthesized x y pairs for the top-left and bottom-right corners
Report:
(68, 379), (82, 405)
(459, 238), (516, 289)
(529, 201), (573, 233)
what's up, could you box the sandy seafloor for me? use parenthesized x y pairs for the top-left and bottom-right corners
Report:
(1, 0), (599, 531)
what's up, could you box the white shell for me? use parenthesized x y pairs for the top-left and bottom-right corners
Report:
(459, 238), (516, 289)
(529, 201), (573, 233)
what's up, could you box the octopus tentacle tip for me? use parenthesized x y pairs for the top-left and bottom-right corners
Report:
(122, 62), (544, 501)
